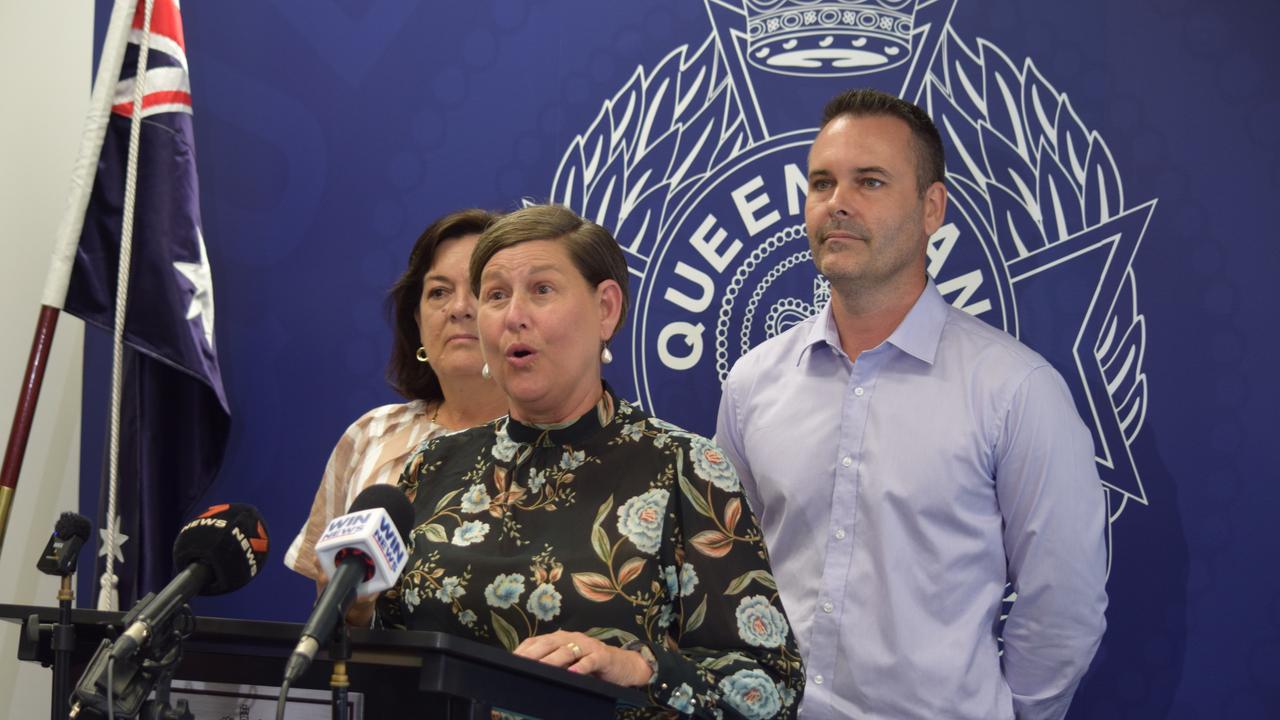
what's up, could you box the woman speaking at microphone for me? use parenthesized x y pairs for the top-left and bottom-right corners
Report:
(285, 209), (509, 590)
(375, 205), (803, 718)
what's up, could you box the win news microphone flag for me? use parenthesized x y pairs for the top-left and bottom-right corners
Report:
(42, 0), (229, 610)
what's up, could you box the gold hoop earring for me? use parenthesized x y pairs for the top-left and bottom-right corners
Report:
(416, 346), (429, 363)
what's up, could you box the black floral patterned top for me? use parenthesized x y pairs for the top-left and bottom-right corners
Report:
(378, 388), (803, 719)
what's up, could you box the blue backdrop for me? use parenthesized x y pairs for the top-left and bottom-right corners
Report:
(77, 1), (1280, 716)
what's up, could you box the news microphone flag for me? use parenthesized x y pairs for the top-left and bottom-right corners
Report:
(313, 496), (411, 597)
(42, 0), (229, 610)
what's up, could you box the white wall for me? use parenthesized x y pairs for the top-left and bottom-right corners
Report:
(0, 3), (92, 717)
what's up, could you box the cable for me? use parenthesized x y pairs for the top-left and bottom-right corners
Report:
(106, 654), (115, 720)
(275, 679), (291, 720)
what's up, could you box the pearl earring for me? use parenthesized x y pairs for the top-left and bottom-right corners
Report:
(601, 345), (613, 365)
(481, 363), (491, 379)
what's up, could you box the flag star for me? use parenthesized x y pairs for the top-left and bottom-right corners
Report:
(174, 227), (216, 348)
(98, 513), (128, 563)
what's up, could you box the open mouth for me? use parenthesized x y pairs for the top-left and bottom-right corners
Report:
(506, 343), (536, 362)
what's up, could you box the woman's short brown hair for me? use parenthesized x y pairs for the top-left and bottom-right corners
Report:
(387, 208), (500, 402)
(469, 204), (630, 339)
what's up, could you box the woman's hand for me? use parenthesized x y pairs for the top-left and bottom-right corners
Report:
(514, 630), (653, 687)
(311, 556), (378, 627)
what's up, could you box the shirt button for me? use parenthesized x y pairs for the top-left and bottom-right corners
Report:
(841, 456), (852, 468)
(854, 386), (865, 396)
(822, 601), (834, 614)
(813, 674), (824, 685)
(834, 528), (846, 540)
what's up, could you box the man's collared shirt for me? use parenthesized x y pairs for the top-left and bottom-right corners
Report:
(716, 280), (1108, 719)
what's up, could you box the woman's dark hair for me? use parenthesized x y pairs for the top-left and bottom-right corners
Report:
(387, 208), (500, 402)
(469, 204), (630, 340)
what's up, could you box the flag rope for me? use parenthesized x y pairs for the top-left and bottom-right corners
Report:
(99, 0), (158, 612)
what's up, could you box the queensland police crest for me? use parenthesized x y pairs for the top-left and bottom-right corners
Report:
(547, 0), (1154, 565)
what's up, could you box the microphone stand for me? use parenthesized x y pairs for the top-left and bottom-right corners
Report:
(329, 620), (350, 720)
(51, 575), (76, 720)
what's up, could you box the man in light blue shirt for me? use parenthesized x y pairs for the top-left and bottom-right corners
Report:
(715, 89), (1108, 719)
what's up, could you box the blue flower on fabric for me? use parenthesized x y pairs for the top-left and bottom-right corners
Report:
(457, 609), (477, 627)
(688, 436), (740, 492)
(661, 565), (680, 597)
(527, 468), (548, 494)
(658, 603), (676, 629)
(718, 669), (782, 720)
(619, 421), (645, 442)
(402, 585), (421, 612)
(735, 596), (789, 648)
(778, 685), (797, 708)
(435, 576), (465, 603)
(492, 429), (519, 462)
(559, 449), (586, 470)
(525, 583), (563, 621)
(452, 520), (490, 546)
(460, 483), (491, 514)
(484, 573), (525, 609)
(667, 683), (696, 713)
(616, 489), (669, 555)
(678, 562), (698, 596)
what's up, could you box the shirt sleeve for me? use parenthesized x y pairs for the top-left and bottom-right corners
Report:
(714, 365), (764, 522)
(638, 434), (804, 719)
(994, 364), (1109, 719)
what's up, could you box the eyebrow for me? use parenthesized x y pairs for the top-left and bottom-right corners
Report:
(808, 165), (894, 179)
(480, 262), (566, 282)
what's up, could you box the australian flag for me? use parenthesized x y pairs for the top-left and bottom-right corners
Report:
(62, 0), (229, 610)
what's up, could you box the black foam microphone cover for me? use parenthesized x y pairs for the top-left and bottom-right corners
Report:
(347, 484), (414, 545)
(172, 503), (269, 596)
(55, 512), (92, 542)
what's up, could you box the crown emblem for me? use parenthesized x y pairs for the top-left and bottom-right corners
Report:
(742, 0), (917, 76)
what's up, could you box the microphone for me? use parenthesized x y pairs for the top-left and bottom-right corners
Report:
(283, 484), (413, 684)
(37, 512), (92, 576)
(110, 503), (270, 663)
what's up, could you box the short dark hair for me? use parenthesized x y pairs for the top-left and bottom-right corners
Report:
(386, 208), (500, 402)
(469, 204), (630, 339)
(820, 88), (946, 194)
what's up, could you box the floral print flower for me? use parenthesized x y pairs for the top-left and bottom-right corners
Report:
(658, 603), (676, 629)
(616, 488), (669, 554)
(492, 429), (519, 462)
(402, 585), (421, 612)
(667, 683), (696, 713)
(678, 562), (699, 596)
(661, 565), (680, 597)
(457, 609), (477, 627)
(559, 449), (586, 470)
(689, 436), (740, 493)
(484, 573), (525, 609)
(452, 520), (490, 546)
(525, 583), (563, 621)
(460, 483), (491, 514)
(736, 596), (789, 648)
(619, 421), (645, 442)
(526, 468), (548, 494)
(435, 576), (465, 603)
(718, 669), (782, 720)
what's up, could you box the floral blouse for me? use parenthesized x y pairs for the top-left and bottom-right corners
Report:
(378, 389), (804, 719)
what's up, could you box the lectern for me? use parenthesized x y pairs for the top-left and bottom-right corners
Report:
(2, 603), (648, 718)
